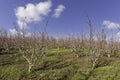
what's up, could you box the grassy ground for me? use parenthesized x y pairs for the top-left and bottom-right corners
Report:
(0, 48), (120, 80)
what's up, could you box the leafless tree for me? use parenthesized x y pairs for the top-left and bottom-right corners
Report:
(86, 15), (94, 50)
(89, 49), (103, 70)
(14, 19), (48, 72)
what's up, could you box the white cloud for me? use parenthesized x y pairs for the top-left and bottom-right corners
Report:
(9, 29), (19, 36)
(25, 32), (32, 37)
(17, 20), (27, 30)
(116, 31), (120, 41)
(103, 20), (120, 29)
(9, 28), (24, 36)
(9, 28), (32, 37)
(117, 32), (120, 37)
(53, 5), (65, 18)
(15, 0), (52, 29)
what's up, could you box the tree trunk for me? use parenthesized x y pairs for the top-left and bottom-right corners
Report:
(28, 64), (33, 72)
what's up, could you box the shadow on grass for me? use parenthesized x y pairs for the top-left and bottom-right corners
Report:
(34, 61), (71, 71)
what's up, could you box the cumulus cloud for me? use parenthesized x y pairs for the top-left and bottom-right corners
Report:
(103, 20), (120, 29)
(53, 5), (65, 18)
(9, 28), (32, 37)
(114, 32), (120, 41)
(15, 0), (52, 29)
(117, 32), (120, 37)
(9, 29), (19, 36)
(25, 32), (32, 37)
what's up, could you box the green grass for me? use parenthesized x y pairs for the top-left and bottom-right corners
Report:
(88, 66), (120, 80)
(49, 48), (71, 53)
(0, 48), (120, 80)
(0, 65), (26, 80)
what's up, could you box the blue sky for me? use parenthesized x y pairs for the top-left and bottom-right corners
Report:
(0, 0), (120, 38)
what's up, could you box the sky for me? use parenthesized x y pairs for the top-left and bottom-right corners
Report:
(0, 0), (120, 39)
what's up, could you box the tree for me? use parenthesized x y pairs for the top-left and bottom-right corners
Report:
(15, 19), (48, 72)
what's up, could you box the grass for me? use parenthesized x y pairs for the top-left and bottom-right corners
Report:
(0, 65), (26, 80)
(0, 47), (120, 80)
